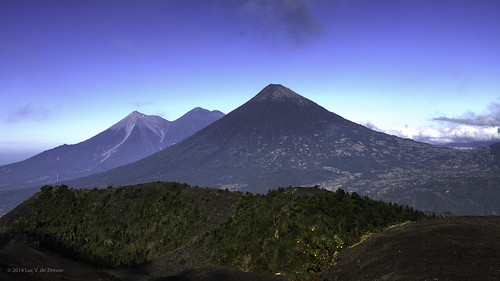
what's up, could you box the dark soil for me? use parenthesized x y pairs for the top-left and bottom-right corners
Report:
(153, 267), (288, 281)
(324, 216), (500, 281)
(0, 237), (119, 281)
(0, 237), (288, 281)
(1, 216), (499, 281)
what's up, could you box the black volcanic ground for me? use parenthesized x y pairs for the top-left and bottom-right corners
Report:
(325, 216), (500, 281)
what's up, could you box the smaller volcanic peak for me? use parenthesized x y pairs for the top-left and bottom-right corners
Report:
(129, 110), (145, 117)
(61, 84), (500, 215)
(177, 107), (225, 122)
(0, 108), (223, 194)
(110, 111), (170, 136)
(118, 111), (148, 125)
(251, 84), (313, 106)
(162, 107), (225, 146)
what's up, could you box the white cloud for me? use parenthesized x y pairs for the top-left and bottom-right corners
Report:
(386, 125), (500, 145)
(369, 100), (500, 146)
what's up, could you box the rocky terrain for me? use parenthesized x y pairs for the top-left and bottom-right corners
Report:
(63, 84), (500, 215)
(0, 108), (224, 217)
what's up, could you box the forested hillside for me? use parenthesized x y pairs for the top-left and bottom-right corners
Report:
(7, 183), (240, 267)
(4, 182), (427, 278)
(207, 187), (426, 276)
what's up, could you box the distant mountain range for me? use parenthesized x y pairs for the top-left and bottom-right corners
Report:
(63, 84), (500, 215)
(0, 107), (224, 191)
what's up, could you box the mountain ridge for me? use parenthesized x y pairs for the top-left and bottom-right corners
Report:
(0, 108), (224, 216)
(0, 182), (427, 279)
(109, 111), (170, 141)
(2, 183), (497, 281)
(63, 84), (500, 215)
(0, 108), (224, 190)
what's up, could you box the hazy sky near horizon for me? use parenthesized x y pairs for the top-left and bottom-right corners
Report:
(1, 0), (500, 165)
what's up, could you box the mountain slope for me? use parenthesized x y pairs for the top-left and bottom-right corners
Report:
(0, 111), (168, 191)
(164, 107), (225, 146)
(0, 183), (426, 280)
(325, 216), (500, 281)
(2, 183), (497, 280)
(0, 109), (224, 191)
(65, 84), (500, 215)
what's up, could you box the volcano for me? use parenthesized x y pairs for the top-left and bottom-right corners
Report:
(0, 108), (224, 191)
(66, 84), (500, 215)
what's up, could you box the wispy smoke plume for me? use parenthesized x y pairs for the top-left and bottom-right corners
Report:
(5, 104), (51, 123)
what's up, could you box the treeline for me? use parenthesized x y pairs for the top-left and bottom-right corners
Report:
(206, 186), (427, 275)
(9, 182), (237, 267)
(7, 182), (427, 276)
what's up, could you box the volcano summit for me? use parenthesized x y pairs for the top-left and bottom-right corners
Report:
(66, 84), (500, 215)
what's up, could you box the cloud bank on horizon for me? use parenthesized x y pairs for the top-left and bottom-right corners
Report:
(433, 102), (500, 127)
(368, 101), (500, 146)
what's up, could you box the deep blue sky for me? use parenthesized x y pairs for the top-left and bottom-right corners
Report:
(1, 0), (500, 165)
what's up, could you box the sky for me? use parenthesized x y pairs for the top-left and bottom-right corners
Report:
(1, 0), (500, 165)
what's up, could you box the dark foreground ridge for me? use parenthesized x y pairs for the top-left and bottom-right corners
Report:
(0, 182), (431, 280)
(326, 216), (500, 281)
(2, 206), (499, 281)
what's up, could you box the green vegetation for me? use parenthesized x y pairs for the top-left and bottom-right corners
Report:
(7, 182), (427, 276)
(207, 186), (426, 276)
(8, 182), (238, 267)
